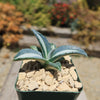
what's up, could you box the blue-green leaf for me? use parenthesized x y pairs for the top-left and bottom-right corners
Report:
(14, 49), (46, 63)
(48, 43), (56, 59)
(30, 45), (39, 51)
(31, 29), (51, 59)
(45, 61), (61, 71)
(50, 45), (88, 62)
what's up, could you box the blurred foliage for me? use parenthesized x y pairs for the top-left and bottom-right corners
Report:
(0, 3), (24, 47)
(73, 4), (100, 46)
(0, 0), (18, 4)
(50, 3), (77, 28)
(77, 0), (88, 9)
(47, 0), (56, 5)
(3, 33), (23, 47)
(14, 0), (51, 27)
(0, 0), (51, 27)
(86, 0), (100, 10)
(0, 0), (100, 47)
(47, 0), (77, 4)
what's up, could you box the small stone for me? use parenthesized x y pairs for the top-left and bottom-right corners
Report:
(26, 71), (35, 78)
(45, 75), (54, 86)
(46, 71), (54, 78)
(41, 73), (46, 81)
(54, 79), (59, 86)
(17, 80), (25, 89)
(72, 88), (78, 92)
(28, 81), (38, 90)
(39, 68), (45, 73)
(48, 85), (57, 91)
(57, 73), (62, 81)
(33, 70), (46, 81)
(22, 84), (28, 91)
(37, 80), (42, 86)
(70, 69), (77, 81)
(56, 82), (71, 91)
(18, 72), (26, 80)
(42, 82), (49, 91)
(34, 71), (41, 76)
(64, 68), (69, 74)
(62, 74), (70, 83)
(24, 80), (30, 86)
(29, 77), (34, 82)
(20, 87), (26, 91)
(68, 77), (75, 88)
(74, 81), (82, 89)
(61, 68), (68, 76)
(39, 69), (46, 81)
(36, 76), (43, 81)
(33, 71), (42, 81)
(61, 67), (69, 75)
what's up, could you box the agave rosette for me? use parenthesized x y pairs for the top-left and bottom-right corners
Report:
(14, 29), (87, 71)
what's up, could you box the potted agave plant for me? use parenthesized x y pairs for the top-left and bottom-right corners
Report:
(14, 29), (87, 100)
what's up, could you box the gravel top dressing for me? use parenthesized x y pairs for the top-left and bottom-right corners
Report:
(16, 56), (82, 92)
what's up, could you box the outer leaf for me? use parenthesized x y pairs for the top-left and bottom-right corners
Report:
(45, 61), (61, 71)
(30, 45), (39, 51)
(31, 29), (51, 58)
(14, 49), (46, 63)
(14, 48), (61, 70)
(50, 45), (88, 62)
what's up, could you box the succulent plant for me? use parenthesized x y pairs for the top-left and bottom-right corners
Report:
(14, 29), (87, 71)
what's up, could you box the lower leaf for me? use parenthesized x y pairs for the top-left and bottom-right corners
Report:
(45, 61), (61, 71)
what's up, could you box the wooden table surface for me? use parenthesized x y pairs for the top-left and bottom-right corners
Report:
(0, 61), (87, 100)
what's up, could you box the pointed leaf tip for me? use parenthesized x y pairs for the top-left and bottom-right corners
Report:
(31, 29), (51, 58)
(14, 48), (44, 61)
(50, 45), (88, 62)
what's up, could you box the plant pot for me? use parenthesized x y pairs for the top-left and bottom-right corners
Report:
(15, 59), (83, 100)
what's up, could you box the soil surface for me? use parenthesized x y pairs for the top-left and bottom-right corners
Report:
(0, 47), (100, 100)
(16, 58), (82, 92)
